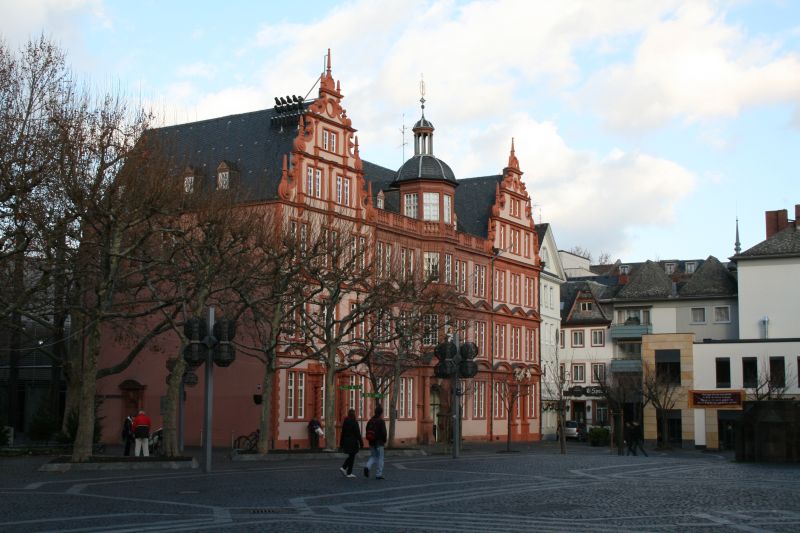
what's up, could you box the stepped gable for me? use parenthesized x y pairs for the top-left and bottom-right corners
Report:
(615, 260), (672, 299)
(679, 256), (737, 297)
(735, 225), (800, 259)
(149, 107), (301, 201)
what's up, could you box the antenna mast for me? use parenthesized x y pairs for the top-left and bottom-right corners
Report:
(399, 114), (407, 164)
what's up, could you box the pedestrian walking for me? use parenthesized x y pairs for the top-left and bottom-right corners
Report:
(624, 422), (637, 456)
(632, 421), (648, 457)
(131, 410), (152, 457)
(339, 409), (362, 478)
(364, 405), (387, 480)
(122, 414), (134, 456)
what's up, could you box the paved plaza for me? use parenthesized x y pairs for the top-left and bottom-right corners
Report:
(1, 442), (799, 532)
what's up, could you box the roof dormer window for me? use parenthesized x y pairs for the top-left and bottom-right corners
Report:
(184, 175), (194, 194)
(217, 170), (229, 190)
(620, 265), (630, 275)
(686, 262), (697, 274)
(665, 262), (675, 275)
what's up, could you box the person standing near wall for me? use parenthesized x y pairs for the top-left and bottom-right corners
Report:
(339, 409), (362, 478)
(131, 410), (151, 457)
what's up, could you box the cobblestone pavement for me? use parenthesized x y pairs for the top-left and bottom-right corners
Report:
(1, 442), (799, 532)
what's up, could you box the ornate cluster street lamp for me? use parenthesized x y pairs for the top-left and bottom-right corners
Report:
(183, 307), (237, 472)
(434, 335), (478, 458)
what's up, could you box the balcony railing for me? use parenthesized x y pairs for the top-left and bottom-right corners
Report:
(609, 322), (652, 339)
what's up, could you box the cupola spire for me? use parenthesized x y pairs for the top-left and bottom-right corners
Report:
(413, 74), (434, 156)
(734, 217), (741, 255)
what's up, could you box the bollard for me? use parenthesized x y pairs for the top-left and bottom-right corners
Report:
(288, 436), (292, 450)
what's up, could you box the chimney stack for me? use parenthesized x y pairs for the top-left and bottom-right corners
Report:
(765, 209), (789, 239)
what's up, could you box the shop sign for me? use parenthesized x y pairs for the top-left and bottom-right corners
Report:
(688, 390), (744, 408)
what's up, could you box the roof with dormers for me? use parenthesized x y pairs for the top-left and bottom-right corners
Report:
(561, 280), (614, 324)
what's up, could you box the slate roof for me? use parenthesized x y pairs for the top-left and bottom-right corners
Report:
(535, 223), (549, 244)
(615, 260), (673, 299)
(678, 256), (737, 297)
(734, 225), (800, 259)
(149, 104), (503, 240)
(392, 154), (457, 185)
(561, 280), (613, 324)
(149, 107), (302, 202)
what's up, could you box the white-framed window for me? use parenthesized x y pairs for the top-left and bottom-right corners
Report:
(184, 175), (194, 193)
(510, 274), (520, 305)
(401, 247), (415, 280)
(591, 329), (605, 347)
(592, 363), (606, 383)
(423, 314), (438, 345)
(525, 277), (536, 308)
(315, 169), (322, 198)
(331, 132), (337, 153)
(686, 262), (697, 274)
(510, 198), (521, 217)
(472, 381), (486, 418)
(494, 323), (506, 358)
(511, 229), (520, 255)
(444, 195), (452, 224)
(572, 364), (585, 383)
(510, 327), (521, 360)
(665, 262), (675, 274)
(495, 269), (505, 301)
(499, 224), (506, 248)
(404, 193), (418, 218)
(423, 252), (440, 281)
(323, 129), (337, 152)
(524, 328), (536, 362)
(474, 320), (486, 356)
(526, 385), (536, 418)
(286, 371), (305, 419)
(620, 265), (630, 275)
(444, 254), (452, 284)
(572, 330), (584, 347)
(306, 167), (313, 195)
(691, 307), (706, 324)
(713, 306), (731, 323)
(217, 170), (230, 190)
(423, 192), (440, 221)
(398, 377), (414, 419)
(473, 264), (486, 297)
(580, 302), (593, 312)
(323, 129), (329, 150)
(493, 382), (506, 419)
(559, 329), (565, 349)
(524, 233), (531, 257)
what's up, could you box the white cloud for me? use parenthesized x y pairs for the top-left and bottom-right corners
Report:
(0, 0), (108, 46)
(582, 2), (800, 129)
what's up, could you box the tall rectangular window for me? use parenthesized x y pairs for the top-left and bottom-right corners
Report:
(655, 349), (681, 385)
(404, 193), (418, 218)
(444, 254), (452, 284)
(423, 314), (438, 345)
(473, 265), (486, 297)
(524, 233), (531, 257)
(336, 176), (343, 204)
(495, 270), (505, 302)
(343, 177), (350, 206)
(591, 329), (605, 347)
(217, 171), (230, 190)
(742, 357), (758, 388)
(493, 382), (506, 419)
(510, 327), (521, 360)
(184, 175), (194, 193)
(399, 377), (414, 419)
(472, 381), (485, 418)
(423, 192), (440, 221)
(314, 169), (322, 197)
(323, 129), (329, 150)
(474, 321), (486, 356)
(770, 357), (785, 388)
(424, 252), (440, 281)
(306, 167), (313, 195)
(572, 364), (585, 382)
(715, 358), (731, 388)
(286, 371), (305, 419)
(691, 307), (706, 324)
(571, 330), (584, 347)
(592, 363), (606, 383)
(494, 324), (506, 358)
(444, 195), (452, 224)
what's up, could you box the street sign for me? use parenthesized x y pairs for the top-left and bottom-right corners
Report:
(339, 385), (363, 390)
(362, 392), (385, 398)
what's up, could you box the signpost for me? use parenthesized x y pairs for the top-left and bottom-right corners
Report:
(688, 390), (745, 408)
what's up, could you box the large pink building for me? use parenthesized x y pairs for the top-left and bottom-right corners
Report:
(97, 56), (543, 449)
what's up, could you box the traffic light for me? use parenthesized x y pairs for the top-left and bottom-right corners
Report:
(183, 317), (208, 368)
(212, 318), (237, 367)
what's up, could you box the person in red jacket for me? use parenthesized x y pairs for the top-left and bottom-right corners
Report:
(131, 410), (152, 457)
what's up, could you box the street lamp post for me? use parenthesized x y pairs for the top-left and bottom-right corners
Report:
(182, 307), (237, 472)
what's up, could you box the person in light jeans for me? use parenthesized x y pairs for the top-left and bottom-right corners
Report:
(364, 405), (387, 479)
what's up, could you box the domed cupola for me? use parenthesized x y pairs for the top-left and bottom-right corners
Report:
(391, 81), (457, 187)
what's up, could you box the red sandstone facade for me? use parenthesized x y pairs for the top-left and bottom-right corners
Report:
(96, 57), (543, 449)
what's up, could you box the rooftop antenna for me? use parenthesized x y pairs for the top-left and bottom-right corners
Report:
(399, 113), (408, 164)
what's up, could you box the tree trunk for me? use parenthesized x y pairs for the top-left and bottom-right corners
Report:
(323, 346), (337, 450)
(388, 357), (401, 448)
(162, 358), (186, 457)
(71, 321), (100, 461)
(659, 410), (671, 450)
(257, 352), (276, 454)
(506, 405), (513, 452)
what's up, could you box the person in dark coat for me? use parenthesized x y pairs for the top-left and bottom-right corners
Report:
(122, 414), (134, 456)
(339, 409), (362, 477)
(308, 417), (321, 450)
(624, 422), (636, 456)
(364, 405), (388, 479)
(632, 421), (648, 457)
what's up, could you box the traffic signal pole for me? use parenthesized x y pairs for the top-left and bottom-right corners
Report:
(203, 306), (215, 473)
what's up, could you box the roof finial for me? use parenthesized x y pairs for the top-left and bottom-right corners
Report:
(326, 48), (332, 76)
(735, 217), (741, 254)
(507, 137), (519, 170)
(419, 73), (426, 117)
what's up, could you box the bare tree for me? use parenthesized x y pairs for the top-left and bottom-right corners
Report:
(540, 344), (569, 454)
(594, 366), (642, 455)
(597, 251), (612, 265)
(568, 246), (592, 262)
(641, 361), (683, 449)
(494, 365), (536, 452)
(748, 360), (795, 401)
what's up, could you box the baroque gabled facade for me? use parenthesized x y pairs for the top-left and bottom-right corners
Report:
(94, 55), (543, 448)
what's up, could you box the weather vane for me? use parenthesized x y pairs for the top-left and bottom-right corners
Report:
(419, 73), (426, 115)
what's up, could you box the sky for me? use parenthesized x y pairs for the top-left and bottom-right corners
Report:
(1, 0), (799, 264)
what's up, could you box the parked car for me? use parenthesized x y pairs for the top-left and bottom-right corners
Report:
(558, 421), (587, 441)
